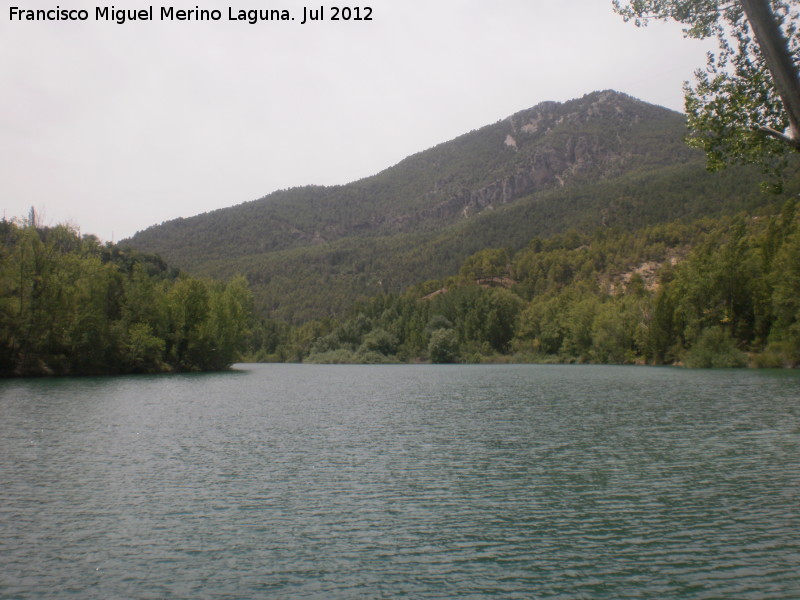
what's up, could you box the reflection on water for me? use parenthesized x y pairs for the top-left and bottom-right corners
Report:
(1, 364), (799, 599)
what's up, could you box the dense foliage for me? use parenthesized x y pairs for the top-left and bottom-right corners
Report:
(244, 201), (800, 368)
(0, 217), (252, 377)
(613, 0), (800, 182)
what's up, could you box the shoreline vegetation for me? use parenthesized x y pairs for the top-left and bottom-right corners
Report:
(246, 199), (800, 370)
(0, 213), (252, 377)
(3, 200), (800, 377)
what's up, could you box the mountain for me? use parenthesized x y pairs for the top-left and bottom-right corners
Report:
(124, 90), (792, 322)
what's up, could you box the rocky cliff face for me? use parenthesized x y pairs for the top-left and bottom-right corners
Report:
(378, 90), (689, 232)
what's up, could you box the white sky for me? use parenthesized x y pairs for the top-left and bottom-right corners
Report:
(1, 0), (714, 241)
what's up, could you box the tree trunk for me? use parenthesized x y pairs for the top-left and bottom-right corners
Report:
(741, 0), (800, 150)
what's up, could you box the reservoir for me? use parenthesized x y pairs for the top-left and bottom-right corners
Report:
(1, 364), (798, 598)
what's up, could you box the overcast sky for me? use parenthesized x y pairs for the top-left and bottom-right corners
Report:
(1, 0), (714, 241)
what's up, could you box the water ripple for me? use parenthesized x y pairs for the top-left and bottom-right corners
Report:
(1, 365), (798, 599)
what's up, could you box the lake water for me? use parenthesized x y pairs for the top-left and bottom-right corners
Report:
(1, 364), (798, 599)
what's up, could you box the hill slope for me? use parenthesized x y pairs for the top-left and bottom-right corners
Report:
(124, 90), (792, 321)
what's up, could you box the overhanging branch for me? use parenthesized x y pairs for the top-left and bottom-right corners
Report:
(759, 125), (800, 150)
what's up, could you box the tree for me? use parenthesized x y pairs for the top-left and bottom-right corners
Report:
(613, 0), (800, 179)
(428, 329), (459, 363)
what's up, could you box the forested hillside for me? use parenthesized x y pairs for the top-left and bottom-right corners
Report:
(0, 216), (252, 376)
(243, 201), (800, 368)
(9, 89), (799, 375)
(125, 91), (794, 322)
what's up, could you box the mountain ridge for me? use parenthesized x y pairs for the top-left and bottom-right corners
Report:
(127, 90), (689, 253)
(124, 90), (787, 321)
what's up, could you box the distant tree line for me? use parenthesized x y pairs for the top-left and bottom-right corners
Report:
(0, 215), (252, 376)
(244, 200), (800, 368)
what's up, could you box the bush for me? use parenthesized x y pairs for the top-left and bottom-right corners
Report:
(751, 340), (800, 368)
(359, 328), (398, 356)
(683, 327), (747, 368)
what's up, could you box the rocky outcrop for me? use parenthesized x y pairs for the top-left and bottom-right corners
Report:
(378, 91), (662, 232)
